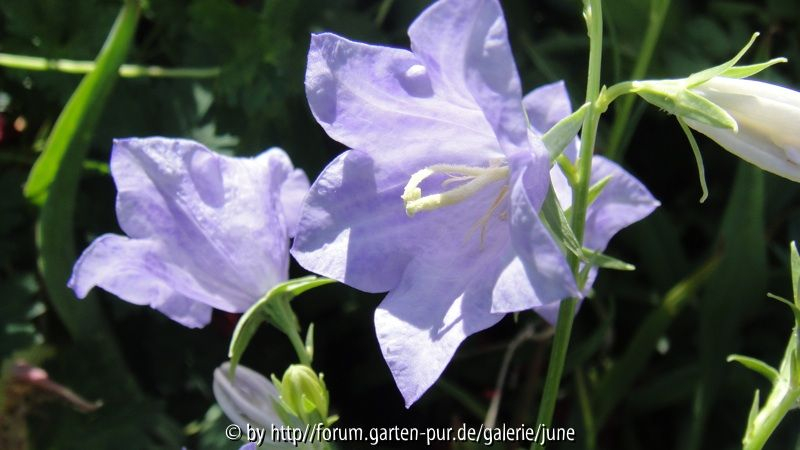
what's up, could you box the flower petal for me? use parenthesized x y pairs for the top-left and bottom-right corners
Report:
(583, 157), (660, 251)
(505, 166), (580, 311)
(306, 33), (499, 168)
(408, 0), (528, 155)
(523, 80), (579, 160)
(292, 149), (511, 293)
(68, 234), (213, 328)
(374, 228), (510, 407)
(261, 147), (310, 238)
(214, 362), (282, 429)
(291, 151), (415, 293)
(111, 138), (293, 309)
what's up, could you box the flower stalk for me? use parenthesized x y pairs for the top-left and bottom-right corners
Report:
(532, 0), (604, 448)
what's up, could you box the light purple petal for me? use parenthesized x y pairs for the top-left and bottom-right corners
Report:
(375, 219), (511, 407)
(110, 138), (294, 311)
(260, 147), (310, 238)
(523, 80), (579, 160)
(68, 234), (212, 328)
(408, 0), (529, 156)
(306, 33), (500, 171)
(292, 149), (511, 294)
(505, 165), (580, 312)
(214, 362), (282, 429)
(70, 138), (307, 327)
(583, 156), (660, 252)
(291, 151), (414, 292)
(523, 80), (573, 134)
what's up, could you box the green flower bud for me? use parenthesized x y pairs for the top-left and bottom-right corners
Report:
(279, 364), (329, 422)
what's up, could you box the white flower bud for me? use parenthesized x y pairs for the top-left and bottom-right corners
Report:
(213, 362), (283, 429)
(687, 77), (800, 182)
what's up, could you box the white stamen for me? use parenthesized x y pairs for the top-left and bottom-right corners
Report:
(401, 164), (510, 217)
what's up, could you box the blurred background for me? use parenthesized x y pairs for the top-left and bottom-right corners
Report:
(1, 0), (799, 448)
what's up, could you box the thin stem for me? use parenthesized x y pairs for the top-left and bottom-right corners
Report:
(744, 381), (800, 450)
(485, 324), (536, 428)
(0, 53), (220, 78)
(604, 0), (670, 161)
(286, 327), (312, 367)
(273, 299), (313, 366)
(532, 1), (603, 448)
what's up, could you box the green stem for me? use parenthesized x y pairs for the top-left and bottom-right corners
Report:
(0, 53), (220, 78)
(287, 326), (312, 367)
(532, 1), (603, 448)
(275, 299), (312, 366)
(743, 381), (800, 450)
(604, 0), (670, 161)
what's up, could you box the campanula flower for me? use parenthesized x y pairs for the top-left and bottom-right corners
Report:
(686, 77), (800, 182)
(292, 0), (656, 406)
(213, 362), (284, 431)
(68, 138), (309, 328)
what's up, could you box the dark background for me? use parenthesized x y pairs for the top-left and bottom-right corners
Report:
(1, 0), (799, 449)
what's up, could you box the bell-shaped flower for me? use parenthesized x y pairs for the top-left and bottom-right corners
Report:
(686, 77), (800, 182)
(213, 362), (284, 430)
(293, 0), (658, 407)
(68, 138), (309, 328)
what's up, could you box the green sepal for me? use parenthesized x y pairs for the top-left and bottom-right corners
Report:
(677, 118), (709, 203)
(766, 293), (800, 326)
(542, 102), (590, 161)
(581, 248), (636, 271)
(686, 32), (759, 87)
(637, 84), (737, 131)
(539, 185), (583, 259)
(556, 155), (578, 188)
(587, 175), (612, 206)
(721, 57), (788, 80)
(228, 276), (335, 374)
(745, 389), (760, 439)
(539, 186), (636, 272)
(727, 354), (779, 384)
(305, 323), (315, 363)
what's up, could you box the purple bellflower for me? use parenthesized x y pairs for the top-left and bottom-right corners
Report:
(69, 138), (309, 328)
(292, 0), (657, 406)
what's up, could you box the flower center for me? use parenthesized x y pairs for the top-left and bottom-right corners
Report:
(401, 162), (510, 217)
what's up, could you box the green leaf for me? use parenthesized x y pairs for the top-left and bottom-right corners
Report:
(686, 32), (759, 87)
(720, 57), (788, 79)
(791, 241), (799, 307)
(33, 0), (140, 343)
(539, 185), (582, 258)
(541, 102), (589, 161)
(581, 248), (636, 271)
(727, 355), (780, 383)
(23, 0), (141, 202)
(228, 277), (334, 374)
